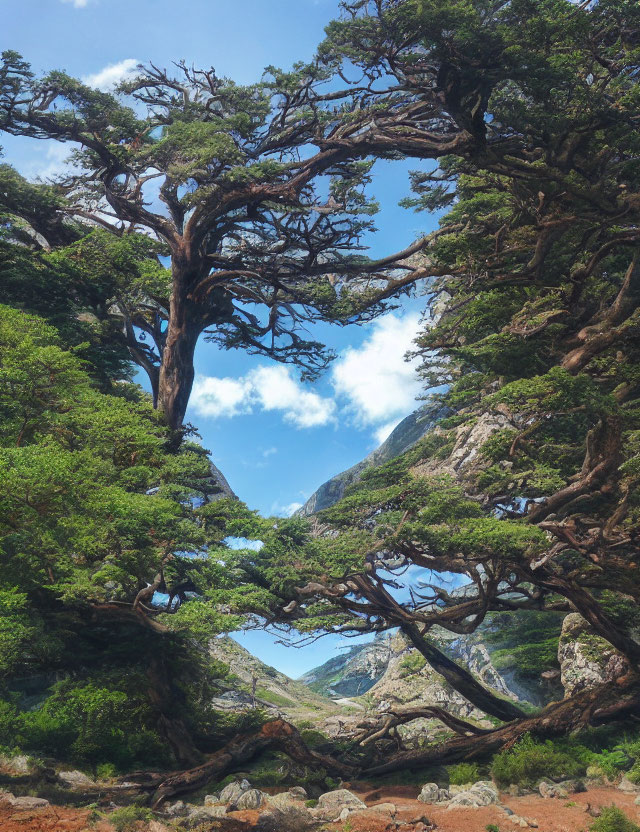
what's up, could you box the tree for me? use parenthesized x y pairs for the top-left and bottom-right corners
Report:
(0, 303), (257, 765)
(0, 53), (426, 432)
(214, 0), (640, 770)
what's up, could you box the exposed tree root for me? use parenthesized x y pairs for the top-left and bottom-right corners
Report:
(126, 675), (640, 808)
(363, 673), (640, 777)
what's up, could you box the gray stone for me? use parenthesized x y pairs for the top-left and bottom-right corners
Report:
(538, 781), (568, 799)
(618, 776), (640, 793)
(418, 782), (444, 803)
(165, 800), (189, 817)
(559, 613), (628, 697)
(287, 786), (307, 799)
(256, 805), (314, 831)
(317, 788), (367, 813)
(202, 805), (228, 818)
(57, 769), (95, 787)
(235, 789), (267, 810)
(203, 793), (221, 806)
(0, 754), (31, 775)
(219, 778), (251, 804)
(447, 781), (499, 809)
(10, 796), (50, 809)
(372, 802), (396, 817)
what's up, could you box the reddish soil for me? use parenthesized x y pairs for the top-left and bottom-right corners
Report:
(1, 786), (638, 832)
(344, 784), (640, 832)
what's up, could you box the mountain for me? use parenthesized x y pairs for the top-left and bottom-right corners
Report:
(208, 636), (354, 723)
(295, 400), (451, 516)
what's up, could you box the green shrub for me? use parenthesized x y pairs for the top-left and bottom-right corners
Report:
(107, 806), (153, 832)
(305, 798), (318, 808)
(399, 653), (427, 677)
(96, 762), (117, 780)
(491, 734), (584, 787)
(448, 762), (480, 785)
(589, 806), (640, 832)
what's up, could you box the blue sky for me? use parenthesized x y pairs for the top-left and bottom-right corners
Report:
(3, 0), (442, 678)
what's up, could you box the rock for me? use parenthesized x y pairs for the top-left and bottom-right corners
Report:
(538, 781), (568, 799)
(288, 786), (307, 798)
(268, 791), (307, 810)
(202, 805), (228, 818)
(10, 796), (50, 809)
(618, 776), (640, 793)
(0, 754), (31, 775)
(338, 807), (352, 821)
(164, 800), (189, 817)
(418, 782), (450, 803)
(558, 779), (587, 793)
(148, 822), (171, 832)
(558, 613), (628, 697)
(447, 781), (499, 809)
(57, 769), (95, 788)
(372, 802), (397, 816)
(203, 793), (220, 806)
(235, 789), (267, 810)
(256, 805), (314, 831)
(317, 788), (367, 813)
(509, 817), (529, 828)
(634, 794), (640, 805)
(219, 778), (251, 804)
(507, 784), (523, 797)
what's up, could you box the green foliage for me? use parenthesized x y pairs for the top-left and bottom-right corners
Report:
(491, 734), (584, 787)
(106, 805), (153, 832)
(447, 762), (480, 785)
(399, 653), (427, 677)
(589, 807), (640, 832)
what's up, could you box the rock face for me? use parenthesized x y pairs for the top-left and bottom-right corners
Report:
(296, 401), (451, 516)
(558, 613), (629, 697)
(300, 633), (395, 697)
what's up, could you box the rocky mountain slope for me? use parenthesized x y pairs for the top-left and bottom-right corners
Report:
(208, 636), (353, 723)
(296, 400), (450, 516)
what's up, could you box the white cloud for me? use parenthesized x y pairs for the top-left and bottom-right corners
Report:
(23, 142), (73, 182)
(190, 365), (336, 429)
(262, 447), (278, 458)
(271, 501), (304, 517)
(83, 58), (139, 91)
(61, 0), (91, 8)
(331, 311), (423, 431)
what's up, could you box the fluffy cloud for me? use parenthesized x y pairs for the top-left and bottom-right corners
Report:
(83, 59), (139, 91)
(190, 365), (336, 429)
(61, 0), (91, 8)
(331, 312), (423, 430)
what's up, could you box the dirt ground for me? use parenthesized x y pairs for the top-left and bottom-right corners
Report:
(346, 784), (640, 832)
(0, 785), (638, 832)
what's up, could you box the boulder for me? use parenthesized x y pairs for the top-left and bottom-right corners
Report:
(558, 779), (587, 793)
(202, 805), (228, 818)
(203, 793), (221, 806)
(317, 788), (367, 814)
(256, 804), (314, 831)
(234, 789), (267, 810)
(0, 754), (31, 775)
(538, 781), (568, 799)
(10, 796), (50, 809)
(559, 614), (628, 697)
(418, 782), (450, 803)
(164, 800), (189, 817)
(268, 791), (305, 810)
(288, 786), (307, 799)
(371, 802), (397, 817)
(148, 822), (171, 832)
(219, 778), (251, 804)
(447, 780), (499, 809)
(618, 776), (640, 793)
(57, 769), (95, 788)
